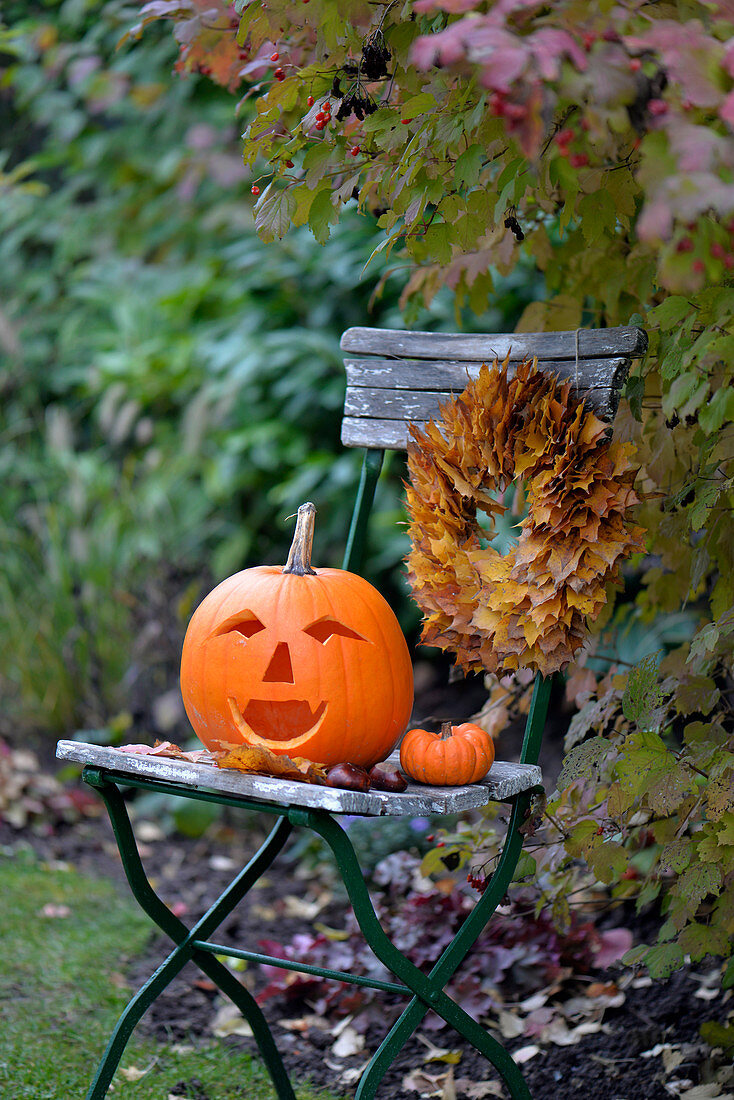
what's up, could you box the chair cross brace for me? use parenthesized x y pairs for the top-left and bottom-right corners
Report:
(81, 740), (547, 1100)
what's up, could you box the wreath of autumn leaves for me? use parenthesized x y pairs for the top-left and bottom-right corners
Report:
(405, 358), (646, 677)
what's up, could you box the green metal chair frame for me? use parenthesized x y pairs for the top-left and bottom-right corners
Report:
(57, 324), (646, 1100)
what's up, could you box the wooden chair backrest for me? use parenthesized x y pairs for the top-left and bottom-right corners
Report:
(339, 326), (648, 450)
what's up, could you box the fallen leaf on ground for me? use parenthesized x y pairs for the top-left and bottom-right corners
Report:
(332, 1025), (365, 1058)
(277, 1014), (330, 1033)
(211, 1001), (254, 1038)
(453, 1079), (504, 1098)
(193, 978), (216, 993)
(283, 894), (330, 919)
(120, 1062), (154, 1081)
(513, 1044), (542, 1064)
(493, 1009), (525, 1039)
(335, 1063), (370, 1087)
(694, 987), (722, 1001)
(417, 1033), (463, 1064)
(561, 983), (625, 1021)
(677, 1086), (734, 1099)
(209, 854), (237, 871)
(403, 1068), (449, 1097)
(442, 1066), (457, 1100)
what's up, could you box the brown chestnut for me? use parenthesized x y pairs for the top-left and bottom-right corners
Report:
(368, 762), (408, 792)
(325, 762), (371, 792)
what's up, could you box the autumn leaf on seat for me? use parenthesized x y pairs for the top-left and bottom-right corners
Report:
(215, 743), (328, 785)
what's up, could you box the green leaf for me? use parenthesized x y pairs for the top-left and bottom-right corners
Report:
(699, 385), (734, 433)
(650, 296), (694, 331)
(646, 763), (689, 815)
(564, 818), (602, 859)
(723, 957), (734, 990)
(659, 838), (691, 874)
(402, 92), (438, 118)
(662, 372), (707, 419)
(672, 861), (723, 922)
(254, 186), (297, 242)
(308, 188), (338, 245)
(675, 674), (720, 716)
(622, 652), (665, 732)
(612, 729), (677, 814)
(302, 142), (333, 187)
(512, 851), (537, 880)
(706, 762), (734, 819)
(700, 1021), (734, 1055)
(678, 922), (730, 962)
(422, 222), (453, 265)
(588, 840), (628, 885)
(454, 144), (484, 190)
(644, 942), (684, 980)
(556, 736), (608, 790)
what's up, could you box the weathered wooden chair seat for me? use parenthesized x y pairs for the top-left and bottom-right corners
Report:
(55, 743), (543, 816)
(56, 324), (646, 1100)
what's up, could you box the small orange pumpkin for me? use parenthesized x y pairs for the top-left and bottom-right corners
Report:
(400, 721), (495, 786)
(180, 502), (413, 768)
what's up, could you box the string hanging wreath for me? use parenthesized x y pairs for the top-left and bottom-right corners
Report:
(405, 357), (646, 677)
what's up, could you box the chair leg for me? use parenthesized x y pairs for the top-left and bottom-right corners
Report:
(84, 772), (297, 1100)
(297, 793), (535, 1099)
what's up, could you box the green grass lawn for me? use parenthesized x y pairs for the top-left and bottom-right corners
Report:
(0, 850), (341, 1099)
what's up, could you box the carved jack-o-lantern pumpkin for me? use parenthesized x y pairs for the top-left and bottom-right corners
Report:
(180, 502), (414, 768)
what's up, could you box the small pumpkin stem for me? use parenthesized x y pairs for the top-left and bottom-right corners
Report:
(440, 721), (453, 740)
(283, 502), (318, 576)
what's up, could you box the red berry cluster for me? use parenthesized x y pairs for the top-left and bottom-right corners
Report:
(554, 127), (589, 167)
(488, 90), (528, 123)
(675, 221), (734, 270)
(466, 871), (488, 894)
(315, 100), (332, 131)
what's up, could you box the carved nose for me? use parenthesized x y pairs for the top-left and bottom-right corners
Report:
(263, 642), (294, 684)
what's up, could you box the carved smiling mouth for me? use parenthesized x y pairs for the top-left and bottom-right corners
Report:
(227, 697), (327, 744)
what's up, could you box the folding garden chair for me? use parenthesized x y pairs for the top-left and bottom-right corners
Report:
(56, 323), (647, 1100)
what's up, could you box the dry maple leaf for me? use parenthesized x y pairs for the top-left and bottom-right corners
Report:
(214, 743), (328, 785)
(118, 741), (213, 763)
(405, 359), (646, 676)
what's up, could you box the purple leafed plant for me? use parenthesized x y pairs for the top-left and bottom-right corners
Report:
(254, 853), (627, 1029)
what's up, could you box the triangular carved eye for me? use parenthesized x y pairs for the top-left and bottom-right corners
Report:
(305, 619), (365, 644)
(210, 613), (265, 640)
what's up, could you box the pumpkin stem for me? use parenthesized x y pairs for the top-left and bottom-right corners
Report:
(440, 721), (453, 741)
(283, 502), (318, 576)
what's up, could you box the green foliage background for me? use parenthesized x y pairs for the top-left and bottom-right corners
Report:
(0, 0), (537, 737)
